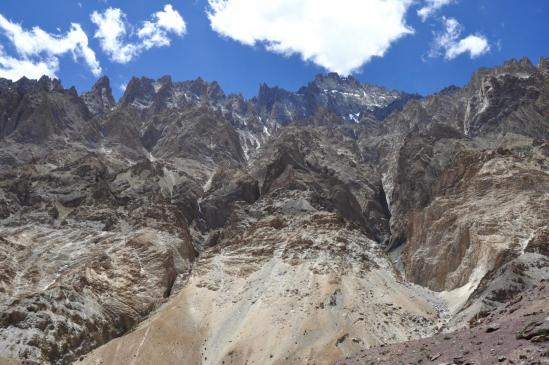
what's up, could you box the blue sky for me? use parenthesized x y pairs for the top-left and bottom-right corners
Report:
(0, 0), (547, 99)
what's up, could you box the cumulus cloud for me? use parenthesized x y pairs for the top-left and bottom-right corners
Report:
(90, 8), (139, 63)
(91, 4), (186, 64)
(207, 0), (414, 75)
(0, 46), (58, 80)
(417, 0), (455, 21)
(430, 17), (489, 60)
(0, 14), (101, 80)
(445, 35), (490, 60)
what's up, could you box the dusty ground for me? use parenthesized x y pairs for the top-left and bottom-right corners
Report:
(337, 284), (549, 365)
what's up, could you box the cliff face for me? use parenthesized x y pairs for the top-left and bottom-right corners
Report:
(404, 145), (549, 292)
(0, 58), (547, 365)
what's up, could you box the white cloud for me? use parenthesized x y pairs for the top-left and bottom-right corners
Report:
(90, 8), (139, 63)
(207, 0), (414, 75)
(430, 17), (489, 60)
(446, 35), (490, 59)
(152, 4), (186, 35)
(417, 0), (455, 21)
(0, 46), (59, 80)
(138, 5), (186, 49)
(91, 4), (186, 64)
(0, 14), (101, 80)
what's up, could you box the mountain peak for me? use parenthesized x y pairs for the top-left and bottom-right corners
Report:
(91, 76), (112, 92)
(315, 72), (358, 83)
(540, 56), (549, 73)
(82, 76), (116, 115)
(469, 56), (540, 88)
(119, 76), (156, 108)
(180, 77), (225, 101)
(37, 75), (63, 92)
(309, 72), (361, 91)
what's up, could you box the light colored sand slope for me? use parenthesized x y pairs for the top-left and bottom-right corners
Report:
(0, 359), (21, 365)
(79, 212), (446, 365)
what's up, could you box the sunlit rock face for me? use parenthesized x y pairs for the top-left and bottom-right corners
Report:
(404, 145), (549, 291)
(0, 58), (547, 365)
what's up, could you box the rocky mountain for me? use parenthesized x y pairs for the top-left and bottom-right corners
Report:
(110, 72), (417, 162)
(0, 57), (547, 365)
(81, 77), (116, 116)
(253, 73), (419, 124)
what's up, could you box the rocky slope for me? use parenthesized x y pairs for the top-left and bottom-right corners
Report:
(0, 57), (547, 365)
(337, 283), (549, 365)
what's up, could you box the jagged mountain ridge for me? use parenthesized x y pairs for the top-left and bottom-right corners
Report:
(0, 57), (547, 365)
(98, 72), (418, 161)
(115, 71), (416, 122)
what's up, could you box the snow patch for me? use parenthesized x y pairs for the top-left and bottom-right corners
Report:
(348, 112), (360, 123)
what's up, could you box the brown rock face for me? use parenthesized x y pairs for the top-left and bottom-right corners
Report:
(404, 144), (549, 291)
(370, 57), (549, 254)
(0, 141), (198, 363)
(0, 227), (192, 363)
